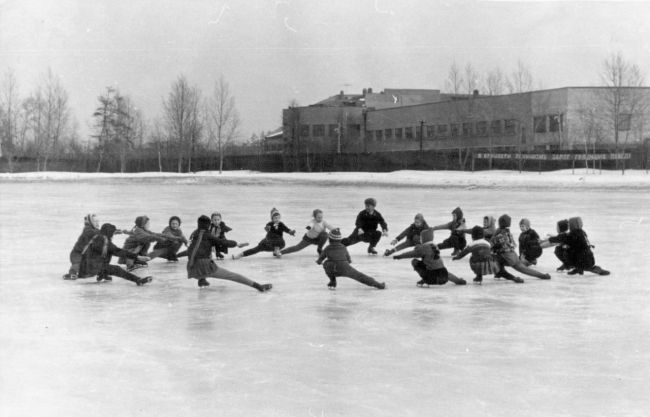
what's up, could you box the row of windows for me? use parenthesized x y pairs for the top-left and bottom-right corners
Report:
(373, 119), (519, 141)
(534, 114), (564, 133)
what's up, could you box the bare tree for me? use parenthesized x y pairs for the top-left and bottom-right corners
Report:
(444, 61), (464, 94)
(0, 69), (20, 171)
(485, 67), (506, 95)
(163, 75), (202, 173)
(207, 75), (239, 174)
(464, 63), (480, 94)
(507, 60), (534, 93)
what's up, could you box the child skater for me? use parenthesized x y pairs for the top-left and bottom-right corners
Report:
(148, 216), (188, 262)
(383, 213), (429, 257)
(547, 217), (610, 276)
(187, 215), (272, 290)
(341, 198), (388, 255)
(491, 214), (551, 280)
(210, 212), (240, 259)
(430, 207), (467, 256)
(281, 209), (335, 256)
(63, 213), (100, 280)
(119, 216), (181, 270)
(541, 219), (572, 271)
(464, 215), (497, 241)
(233, 208), (295, 259)
(452, 226), (520, 284)
(76, 223), (153, 286)
(393, 228), (466, 286)
(518, 218), (543, 266)
(316, 229), (385, 290)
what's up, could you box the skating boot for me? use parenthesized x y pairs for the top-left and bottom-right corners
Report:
(367, 246), (378, 255)
(384, 248), (396, 257)
(232, 253), (243, 260)
(567, 269), (584, 275)
(254, 283), (273, 292)
(556, 264), (569, 271)
(375, 282), (386, 290)
(416, 280), (428, 287)
(136, 276), (153, 286)
(198, 278), (210, 288)
(455, 279), (467, 285)
(237, 242), (249, 248)
(327, 277), (337, 290)
(63, 273), (77, 280)
(473, 276), (483, 284)
(273, 247), (282, 258)
(540, 273), (551, 280)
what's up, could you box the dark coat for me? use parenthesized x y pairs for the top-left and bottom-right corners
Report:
(549, 230), (595, 270)
(354, 210), (388, 233)
(210, 221), (232, 239)
(317, 241), (352, 264)
(186, 229), (238, 262)
(394, 244), (445, 271)
(490, 228), (516, 254)
(78, 232), (137, 278)
(518, 229), (542, 259)
(395, 222), (429, 244)
(71, 225), (100, 253)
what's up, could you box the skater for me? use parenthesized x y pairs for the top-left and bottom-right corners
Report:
(187, 215), (272, 290)
(210, 212), (236, 259)
(148, 216), (188, 262)
(393, 228), (466, 286)
(430, 207), (467, 255)
(490, 214), (550, 280)
(453, 226), (517, 284)
(518, 218), (543, 266)
(76, 223), (153, 286)
(341, 198), (388, 255)
(281, 209), (335, 256)
(541, 219), (572, 271)
(119, 216), (181, 270)
(316, 228), (385, 290)
(234, 208), (295, 259)
(63, 213), (100, 280)
(384, 213), (429, 257)
(464, 215), (497, 240)
(547, 217), (610, 276)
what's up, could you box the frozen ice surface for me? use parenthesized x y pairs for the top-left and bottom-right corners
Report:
(1, 174), (649, 417)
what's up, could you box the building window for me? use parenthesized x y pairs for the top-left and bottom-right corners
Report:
(375, 130), (383, 140)
(385, 128), (393, 139)
(313, 124), (325, 137)
(405, 127), (414, 139)
(426, 125), (435, 138)
(534, 116), (547, 133)
(395, 128), (403, 139)
(504, 119), (517, 135)
(462, 122), (472, 137)
(450, 123), (459, 137)
(476, 121), (488, 136)
(490, 120), (502, 135)
(300, 125), (310, 137)
(328, 124), (338, 138)
(618, 114), (632, 131)
(437, 124), (448, 137)
(549, 114), (563, 132)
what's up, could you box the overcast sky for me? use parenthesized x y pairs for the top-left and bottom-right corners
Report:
(2, 0), (650, 141)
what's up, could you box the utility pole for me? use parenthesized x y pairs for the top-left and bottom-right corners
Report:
(337, 123), (341, 154)
(419, 120), (425, 152)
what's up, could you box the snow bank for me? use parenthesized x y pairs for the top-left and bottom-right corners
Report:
(1, 169), (649, 190)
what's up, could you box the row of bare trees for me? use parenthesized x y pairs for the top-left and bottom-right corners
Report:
(444, 60), (535, 95)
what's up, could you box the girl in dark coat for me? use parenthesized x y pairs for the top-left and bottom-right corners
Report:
(316, 229), (385, 290)
(490, 214), (550, 281)
(233, 208), (295, 259)
(548, 217), (610, 276)
(77, 223), (152, 285)
(63, 213), (100, 280)
(148, 216), (188, 262)
(341, 198), (388, 255)
(518, 218), (543, 266)
(453, 226), (505, 284)
(431, 207), (467, 255)
(384, 213), (428, 256)
(187, 215), (272, 290)
(393, 229), (466, 286)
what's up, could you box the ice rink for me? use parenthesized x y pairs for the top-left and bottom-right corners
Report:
(1, 174), (649, 417)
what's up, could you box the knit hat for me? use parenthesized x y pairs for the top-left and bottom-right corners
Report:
(452, 207), (464, 220)
(100, 223), (117, 239)
(557, 219), (569, 233)
(420, 228), (434, 245)
(270, 207), (280, 219)
(85, 213), (98, 229)
(519, 218), (531, 228)
(135, 215), (149, 228)
(471, 225), (484, 240)
(568, 217), (583, 231)
(364, 198), (377, 207)
(169, 216), (181, 226)
(414, 213), (425, 222)
(198, 215), (211, 230)
(328, 228), (343, 241)
(312, 209), (322, 218)
(498, 214), (511, 228)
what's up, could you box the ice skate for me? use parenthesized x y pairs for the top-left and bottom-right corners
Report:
(127, 263), (147, 272)
(455, 279), (467, 285)
(136, 276), (153, 286)
(62, 273), (77, 280)
(473, 276), (483, 284)
(556, 264), (569, 271)
(567, 268), (584, 275)
(416, 280), (428, 287)
(367, 246), (378, 255)
(375, 282), (386, 289)
(384, 248), (396, 257)
(589, 266), (610, 276)
(327, 278), (337, 290)
(254, 283), (272, 292)
(509, 276), (524, 283)
(237, 242), (249, 248)
(231, 253), (243, 260)
(273, 247), (282, 258)
(198, 278), (210, 288)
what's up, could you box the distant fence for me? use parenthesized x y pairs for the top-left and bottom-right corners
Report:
(475, 153), (632, 161)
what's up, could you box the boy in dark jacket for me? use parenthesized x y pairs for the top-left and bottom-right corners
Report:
(491, 214), (550, 281)
(384, 213), (428, 256)
(393, 229), (466, 286)
(548, 217), (610, 276)
(342, 198), (388, 255)
(77, 223), (152, 286)
(187, 215), (272, 290)
(63, 213), (100, 280)
(431, 207), (467, 256)
(543, 219), (572, 271)
(518, 218), (543, 266)
(148, 216), (188, 262)
(316, 229), (385, 290)
(234, 208), (295, 259)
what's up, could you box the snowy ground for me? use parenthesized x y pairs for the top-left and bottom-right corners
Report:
(1, 172), (649, 417)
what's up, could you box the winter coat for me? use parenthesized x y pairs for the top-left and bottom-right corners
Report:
(490, 228), (517, 254)
(78, 229), (137, 277)
(210, 221), (232, 239)
(453, 239), (500, 276)
(549, 229), (595, 270)
(316, 241), (352, 264)
(71, 224), (100, 253)
(395, 221), (430, 244)
(518, 229), (542, 259)
(394, 244), (445, 271)
(186, 228), (238, 262)
(119, 226), (170, 263)
(354, 210), (388, 233)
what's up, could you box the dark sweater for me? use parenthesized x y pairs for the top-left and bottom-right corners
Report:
(490, 228), (516, 254)
(186, 229), (237, 261)
(79, 235), (138, 277)
(355, 210), (388, 233)
(210, 221), (232, 239)
(549, 229), (595, 270)
(395, 222), (429, 243)
(264, 221), (293, 239)
(394, 244), (445, 270)
(72, 225), (100, 253)
(316, 241), (352, 264)
(518, 229), (542, 257)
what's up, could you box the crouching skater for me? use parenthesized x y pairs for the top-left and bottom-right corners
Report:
(119, 216), (182, 270)
(430, 207), (467, 256)
(341, 198), (388, 255)
(281, 209), (334, 256)
(76, 223), (153, 285)
(148, 216), (188, 262)
(316, 229), (385, 290)
(187, 215), (272, 291)
(384, 213), (428, 256)
(234, 208), (295, 259)
(453, 226), (518, 284)
(63, 213), (100, 280)
(547, 217), (610, 276)
(393, 229), (466, 287)
(491, 214), (550, 281)
(541, 219), (572, 271)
